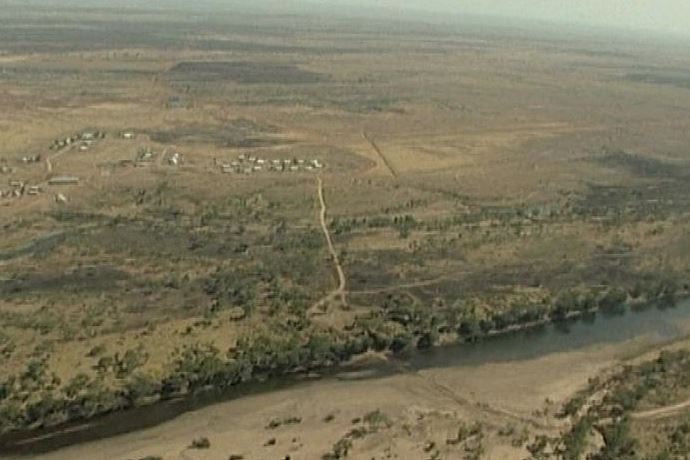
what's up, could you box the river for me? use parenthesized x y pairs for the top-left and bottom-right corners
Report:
(3, 300), (690, 458)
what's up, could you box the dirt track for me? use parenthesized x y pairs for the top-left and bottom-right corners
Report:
(45, 145), (71, 174)
(362, 130), (397, 178)
(315, 176), (347, 306)
(632, 398), (690, 420)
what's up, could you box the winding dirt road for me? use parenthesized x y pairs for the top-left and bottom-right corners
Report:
(314, 176), (347, 308)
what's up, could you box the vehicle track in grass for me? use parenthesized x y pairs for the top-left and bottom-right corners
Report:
(311, 176), (347, 313)
(362, 130), (397, 178)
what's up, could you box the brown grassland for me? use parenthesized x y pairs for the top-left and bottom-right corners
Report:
(2, 5), (690, 459)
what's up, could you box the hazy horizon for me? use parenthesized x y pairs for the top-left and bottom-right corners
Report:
(5, 0), (690, 39)
(334, 0), (690, 37)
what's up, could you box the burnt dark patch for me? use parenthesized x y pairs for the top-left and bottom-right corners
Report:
(573, 182), (687, 220)
(145, 120), (285, 148)
(0, 233), (66, 262)
(624, 72), (690, 90)
(0, 266), (129, 295)
(593, 149), (686, 179)
(166, 61), (325, 85)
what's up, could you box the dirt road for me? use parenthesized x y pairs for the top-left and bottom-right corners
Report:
(45, 145), (71, 174)
(315, 176), (347, 307)
(156, 146), (170, 167)
(632, 398), (690, 420)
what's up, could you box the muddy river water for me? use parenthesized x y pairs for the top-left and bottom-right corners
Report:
(3, 300), (690, 458)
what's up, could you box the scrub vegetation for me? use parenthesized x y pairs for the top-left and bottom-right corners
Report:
(1, 5), (690, 458)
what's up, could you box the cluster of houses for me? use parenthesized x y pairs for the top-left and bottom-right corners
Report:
(220, 154), (324, 175)
(0, 155), (39, 177)
(21, 154), (41, 164)
(134, 147), (183, 167)
(50, 130), (106, 151)
(1, 155), (36, 173)
(2, 175), (80, 195)
(1, 176), (79, 202)
(0, 180), (41, 199)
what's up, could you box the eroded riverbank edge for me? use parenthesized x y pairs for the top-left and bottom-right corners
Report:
(3, 300), (690, 459)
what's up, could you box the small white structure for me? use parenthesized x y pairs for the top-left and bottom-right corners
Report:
(21, 155), (41, 163)
(49, 176), (80, 186)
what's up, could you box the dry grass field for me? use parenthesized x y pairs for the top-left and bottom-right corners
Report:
(2, 4), (690, 458)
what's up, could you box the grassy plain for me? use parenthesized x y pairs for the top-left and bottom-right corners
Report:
(2, 5), (690, 457)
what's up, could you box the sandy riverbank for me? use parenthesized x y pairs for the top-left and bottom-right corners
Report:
(15, 331), (677, 460)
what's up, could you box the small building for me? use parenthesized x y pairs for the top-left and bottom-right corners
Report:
(49, 176), (80, 186)
(21, 155), (41, 163)
(136, 147), (155, 163)
(80, 130), (103, 141)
